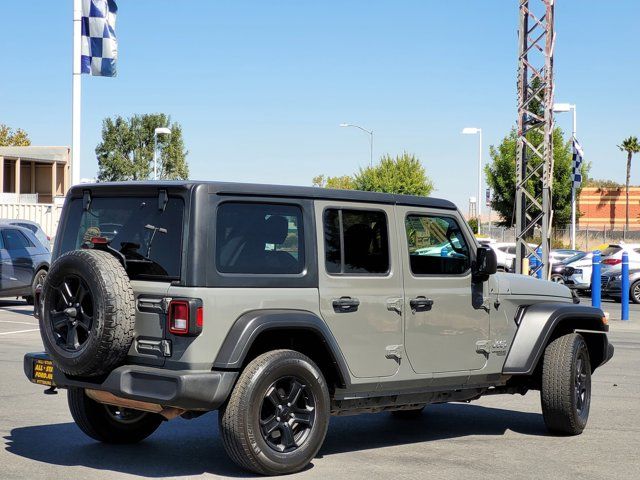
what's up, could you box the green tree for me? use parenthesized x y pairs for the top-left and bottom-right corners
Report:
(584, 178), (623, 188)
(618, 136), (640, 229)
(485, 127), (588, 228)
(353, 153), (433, 196)
(96, 113), (189, 182)
(467, 217), (479, 234)
(313, 153), (433, 196)
(312, 174), (356, 190)
(0, 124), (31, 146)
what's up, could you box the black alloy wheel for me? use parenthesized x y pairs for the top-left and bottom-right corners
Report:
(49, 275), (94, 352)
(259, 376), (316, 453)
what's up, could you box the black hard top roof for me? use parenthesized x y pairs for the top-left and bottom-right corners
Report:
(70, 180), (458, 210)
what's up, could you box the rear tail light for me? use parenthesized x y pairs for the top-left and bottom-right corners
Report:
(168, 300), (190, 334)
(602, 258), (622, 266)
(167, 299), (203, 336)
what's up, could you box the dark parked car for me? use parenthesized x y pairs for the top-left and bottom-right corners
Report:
(0, 219), (51, 250)
(0, 225), (50, 303)
(602, 268), (640, 304)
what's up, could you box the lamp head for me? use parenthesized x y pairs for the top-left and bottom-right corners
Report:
(553, 103), (573, 112)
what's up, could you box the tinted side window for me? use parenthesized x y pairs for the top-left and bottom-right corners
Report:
(405, 214), (470, 275)
(216, 203), (304, 274)
(3, 229), (33, 249)
(323, 208), (389, 275)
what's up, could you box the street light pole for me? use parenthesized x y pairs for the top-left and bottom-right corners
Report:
(340, 123), (374, 167)
(153, 127), (172, 180)
(553, 103), (577, 249)
(462, 127), (483, 221)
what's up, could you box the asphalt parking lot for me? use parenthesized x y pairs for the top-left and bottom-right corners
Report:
(1, 299), (639, 480)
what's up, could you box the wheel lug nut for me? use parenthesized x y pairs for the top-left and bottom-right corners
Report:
(276, 416), (281, 422)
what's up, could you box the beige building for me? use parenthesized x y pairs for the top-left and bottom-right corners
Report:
(0, 146), (70, 204)
(0, 146), (70, 236)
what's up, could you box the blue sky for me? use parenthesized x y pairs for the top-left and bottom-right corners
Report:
(1, 1), (638, 211)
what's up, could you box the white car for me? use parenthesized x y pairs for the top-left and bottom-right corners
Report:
(483, 242), (538, 272)
(564, 243), (640, 291)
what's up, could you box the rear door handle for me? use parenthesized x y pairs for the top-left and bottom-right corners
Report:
(332, 296), (360, 313)
(410, 296), (434, 313)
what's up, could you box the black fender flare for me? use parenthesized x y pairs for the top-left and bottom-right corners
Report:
(503, 303), (609, 375)
(213, 309), (352, 387)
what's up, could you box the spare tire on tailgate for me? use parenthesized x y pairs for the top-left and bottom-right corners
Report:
(39, 249), (135, 377)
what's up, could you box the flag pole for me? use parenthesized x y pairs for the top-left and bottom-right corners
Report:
(571, 106), (577, 250)
(72, 0), (82, 186)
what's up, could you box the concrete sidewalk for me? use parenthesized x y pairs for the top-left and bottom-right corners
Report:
(599, 303), (639, 331)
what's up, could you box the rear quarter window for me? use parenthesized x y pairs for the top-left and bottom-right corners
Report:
(601, 246), (622, 256)
(215, 202), (304, 275)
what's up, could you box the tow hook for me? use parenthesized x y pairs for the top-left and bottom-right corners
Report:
(44, 386), (58, 395)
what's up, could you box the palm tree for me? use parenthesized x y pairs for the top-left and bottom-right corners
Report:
(618, 136), (640, 230)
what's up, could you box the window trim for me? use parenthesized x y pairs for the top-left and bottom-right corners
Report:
(404, 212), (473, 278)
(214, 200), (308, 278)
(322, 206), (392, 277)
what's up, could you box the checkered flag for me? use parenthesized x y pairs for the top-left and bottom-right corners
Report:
(81, 0), (118, 77)
(572, 137), (584, 189)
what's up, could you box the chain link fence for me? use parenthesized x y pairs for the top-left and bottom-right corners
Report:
(479, 225), (640, 250)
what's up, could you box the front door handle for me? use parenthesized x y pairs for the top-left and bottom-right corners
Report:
(333, 296), (360, 313)
(410, 296), (434, 313)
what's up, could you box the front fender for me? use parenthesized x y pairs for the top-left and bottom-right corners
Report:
(503, 303), (608, 375)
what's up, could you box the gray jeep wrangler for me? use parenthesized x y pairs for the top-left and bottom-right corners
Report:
(25, 181), (614, 475)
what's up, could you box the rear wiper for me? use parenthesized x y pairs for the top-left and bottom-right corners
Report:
(144, 224), (167, 258)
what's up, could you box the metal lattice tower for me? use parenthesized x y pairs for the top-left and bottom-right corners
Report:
(515, 0), (555, 277)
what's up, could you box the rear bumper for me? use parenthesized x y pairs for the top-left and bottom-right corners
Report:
(24, 352), (237, 411)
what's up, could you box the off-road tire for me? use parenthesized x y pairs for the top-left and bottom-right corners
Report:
(39, 249), (135, 376)
(218, 349), (330, 475)
(391, 406), (426, 418)
(540, 333), (591, 435)
(68, 388), (162, 444)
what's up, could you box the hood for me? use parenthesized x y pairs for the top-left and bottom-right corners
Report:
(494, 272), (573, 299)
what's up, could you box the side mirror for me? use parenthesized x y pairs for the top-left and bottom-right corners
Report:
(473, 245), (498, 282)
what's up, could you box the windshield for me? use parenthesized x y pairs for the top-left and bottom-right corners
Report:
(59, 196), (184, 280)
(562, 252), (586, 264)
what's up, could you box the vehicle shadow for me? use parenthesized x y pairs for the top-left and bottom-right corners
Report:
(320, 402), (548, 457)
(5, 403), (548, 477)
(0, 299), (34, 317)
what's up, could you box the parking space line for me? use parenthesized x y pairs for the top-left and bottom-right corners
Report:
(0, 328), (40, 335)
(0, 320), (38, 326)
